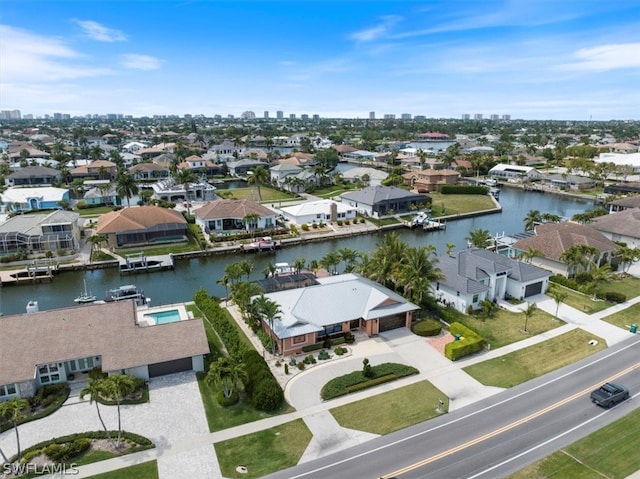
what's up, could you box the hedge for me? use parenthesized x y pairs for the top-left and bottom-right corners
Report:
(242, 350), (284, 411)
(411, 319), (443, 337)
(345, 374), (397, 393)
(440, 185), (489, 195)
(301, 343), (324, 353)
(598, 291), (627, 303)
(321, 363), (418, 400)
(0, 383), (70, 434)
(444, 322), (485, 361)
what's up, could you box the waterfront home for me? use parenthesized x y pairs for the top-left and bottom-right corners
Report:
(1, 186), (70, 212)
(341, 167), (388, 186)
(489, 164), (540, 181)
(256, 274), (419, 356)
(83, 185), (120, 206)
(402, 168), (460, 192)
(129, 162), (171, 181)
(0, 210), (80, 255)
(0, 301), (208, 401)
(69, 159), (117, 181)
(151, 177), (217, 203)
(270, 163), (303, 188)
(227, 159), (267, 176)
(607, 195), (640, 213)
(96, 206), (188, 248)
(194, 199), (276, 236)
(594, 152), (640, 174)
(342, 150), (376, 162)
(590, 208), (640, 249)
(512, 222), (620, 277)
(6, 142), (50, 161)
(279, 199), (357, 225)
(341, 185), (430, 217)
(433, 249), (551, 313)
(538, 173), (596, 190)
(418, 132), (450, 141)
(178, 155), (222, 176)
(5, 166), (61, 187)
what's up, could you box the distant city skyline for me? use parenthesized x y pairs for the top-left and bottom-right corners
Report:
(1, 1), (639, 120)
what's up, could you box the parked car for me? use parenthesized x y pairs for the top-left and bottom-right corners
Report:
(590, 382), (630, 408)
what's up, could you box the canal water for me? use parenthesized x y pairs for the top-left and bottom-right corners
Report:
(0, 188), (593, 315)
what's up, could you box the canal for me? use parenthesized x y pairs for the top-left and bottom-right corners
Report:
(0, 188), (594, 315)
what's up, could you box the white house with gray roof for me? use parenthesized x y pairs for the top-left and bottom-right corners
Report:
(341, 185), (430, 217)
(257, 274), (419, 356)
(434, 249), (551, 313)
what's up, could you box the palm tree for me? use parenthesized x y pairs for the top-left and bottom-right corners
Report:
(0, 398), (29, 462)
(548, 287), (568, 319)
(466, 228), (493, 249)
(224, 262), (244, 285)
(617, 246), (640, 273)
(216, 274), (231, 304)
(590, 263), (612, 300)
(242, 213), (260, 238)
(338, 247), (358, 272)
(292, 257), (307, 274)
(523, 210), (541, 232)
(247, 165), (270, 201)
(445, 242), (456, 255)
(560, 245), (599, 277)
(252, 294), (282, 354)
(398, 245), (444, 306)
(87, 234), (107, 262)
(367, 232), (407, 289)
(101, 374), (137, 448)
(519, 247), (543, 264)
(115, 172), (138, 208)
(320, 251), (341, 275)
(261, 263), (276, 279)
(237, 259), (254, 281)
(90, 144), (103, 161)
(479, 299), (498, 320)
(174, 168), (198, 217)
(520, 302), (537, 333)
(80, 379), (115, 448)
(206, 356), (247, 399)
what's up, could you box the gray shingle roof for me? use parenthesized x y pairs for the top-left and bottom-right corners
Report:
(341, 185), (427, 205)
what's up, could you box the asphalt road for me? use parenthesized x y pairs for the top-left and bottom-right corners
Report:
(264, 334), (640, 479)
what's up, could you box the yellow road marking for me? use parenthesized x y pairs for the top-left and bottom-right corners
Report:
(382, 362), (640, 478)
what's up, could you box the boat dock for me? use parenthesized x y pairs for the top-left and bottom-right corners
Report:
(239, 237), (281, 254)
(422, 219), (446, 231)
(0, 260), (58, 285)
(119, 253), (175, 274)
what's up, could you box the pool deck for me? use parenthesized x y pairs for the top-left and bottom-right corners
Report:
(136, 303), (191, 327)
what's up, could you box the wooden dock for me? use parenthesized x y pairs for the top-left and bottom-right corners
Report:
(0, 262), (58, 285)
(423, 219), (446, 231)
(119, 253), (175, 274)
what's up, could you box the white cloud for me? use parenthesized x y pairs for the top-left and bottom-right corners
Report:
(72, 19), (127, 42)
(350, 15), (402, 42)
(558, 43), (640, 72)
(120, 54), (163, 70)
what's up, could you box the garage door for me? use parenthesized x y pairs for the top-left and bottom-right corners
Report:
(524, 282), (543, 297)
(378, 314), (405, 332)
(148, 357), (193, 378)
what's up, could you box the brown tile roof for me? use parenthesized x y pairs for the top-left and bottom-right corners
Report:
(610, 195), (640, 209)
(129, 162), (168, 173)
(334, 145), (357, 154)
(97, 206), (187, 234)
(0, 301), (209, 384)
(194, 199), (274, 220)
(590, 208), (640, 238)
(513, 222), (619, 260)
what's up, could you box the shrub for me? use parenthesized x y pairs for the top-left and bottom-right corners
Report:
(362, 358), (374, 378)
(346, 374), (396, 393)
(44, 438), (91, 462)
(312, 223), (319, 229)
(343, 332), (355, 344)
(444, 322), (484, 361)
(302, 343), (323, 353)
(242, 350), (283, 412)
(318, 350), (331, 360)
(334, 346), (348, 355)
(604, 291), (626, 303)
(301, 224), (309, 231)
(330, 337), (346, 346)
(322, 337), (332, 349)
(321, 363), (418, 400)
(284, 363), (289, 375)
(411, 319), (442, 337)
(297, 361), (306, 370)
(337, 220), (343, 226)
(216, 390), (239, 407)
(344, 219), (350, 225)
(303, 354), (317, 365)
(575, 272), (593, 284)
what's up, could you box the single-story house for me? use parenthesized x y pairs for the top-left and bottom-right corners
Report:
(5, 166), (61, 187)
(342, 150), (377, 162)
(70, 160), (117, 180)
(1, 187), (70, 213)
(341, 185), (430, 217)
(227, 159), (267, 176)
(0, 210), (81, 254)
(590, 208), (640, 249)
(607, 195), (640, 213)
(489, 164), (540, 181)
(594, 152), (640, 174)
(403, 169), (460, 192)
(512, 222), (620, 276)
(96, 206), (188, 248)
(538, 174), (596, 190)
(151, 178), (217, 202)
(604, 182), (640, 196)
(83, 185), (121, 206)
(340, 167), (388, 186)
(433, 248), (551, 313)
(279, 199), (357, 225)
(0, 301), (209, 401)
(257, 273), (420, 356)
(194, 199), (277, 235)
(129, 162), (170, 180)
(270, 164), (303, 188)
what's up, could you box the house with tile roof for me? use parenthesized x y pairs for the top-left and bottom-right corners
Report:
(590, 208), (640, 249)
(607, 194), (640, 213)
(512, 222), (620, 276)
(402, 168), (460, 192)
(5, 166), (61, 187)
(257, 274), (419, 356)
(194, 199), (276, 236)
(0, 301), (208, 401)
(96, 205), (188, 248)
(0, 210), (80, 255)
(341, 185), (430, 217)
(70, 160), (117, 180)
(433, 249), (551, 313)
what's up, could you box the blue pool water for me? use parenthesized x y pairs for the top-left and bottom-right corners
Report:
(145, 309), (181, 324)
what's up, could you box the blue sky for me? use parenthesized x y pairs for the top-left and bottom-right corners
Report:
(1, 0), (639, 120)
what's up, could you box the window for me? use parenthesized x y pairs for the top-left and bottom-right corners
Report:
(472, 294), (479, 303)
(293, 335), (306, 344)
(0, 384), (17, 397)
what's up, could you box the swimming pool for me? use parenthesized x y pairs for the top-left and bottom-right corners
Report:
(144, 309), (181, 324)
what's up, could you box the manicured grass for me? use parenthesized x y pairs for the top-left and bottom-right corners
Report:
(448, 307), (563, 349)
(601, 302), (640, 331)
(85, 460), (158, 479)
(91, 251), (117, 262)
(330, 381), (448, 435)
(196, 374), (293, 432)
(216, 186), (298, 203)
(429, 193), (497, 217)
(186, 304), (225, 360)
(115, 236), (199, 256)
(463, 329), (606, 388)
(548, 283), (611, 314)
(508, 408), (640, 479)
(75, 206), (117, 216)
(215, 419), (312, 479)
(599, 275), (640, 300)
(366, 216), (401, 226)
(313, 185), (356, 198)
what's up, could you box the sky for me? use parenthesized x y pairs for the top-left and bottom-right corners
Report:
(1, 0), (640, 121)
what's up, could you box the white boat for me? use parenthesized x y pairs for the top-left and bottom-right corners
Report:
(411, 212), (430, 227)
(274, 262), (295, 275)
(74, 279), (97, 304)
(26, 300), (39, 314)
(104, 284), (150, 306)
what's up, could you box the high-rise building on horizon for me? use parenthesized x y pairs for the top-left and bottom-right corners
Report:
(490, 114), (499, 121)
(276, 110), (284, 119)
(289, 113), (296, 119)
(401, 113), (412, 120)
(0, 110), (21, 120)
(312, 114), (320, 120)
(241, 110), (256, 119)
(264, 111), (269, 119)
(502, 114), (511, 121)
(462, 114), (470, 120)
(369, 111), (375, 120)
(301, 114), (309, 120)
(474, 113), (483, 120)
(383, 114), (395, 119)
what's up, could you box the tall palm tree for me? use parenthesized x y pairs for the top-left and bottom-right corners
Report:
(0, 398), (29, 462)
(101, 374), (137, 448)
(466, 228), (493, 249)
(80, 379), (115, 448)
(237, 259), (254, 281)
(247, 165), (270, 202)
(338, 247), (358, 272)
(242, 213), (260, 237)
(292, 257), (307, 274)
(206, 356), (247, 399)
(320, 251), (341, 275)
(617, 246), (640, 273)
(174, 168), (198, 217)
(115, 172), (138, 208)
(398, 245), (444, 306)
(224, 262), (244, 285)
(519, 247), (543, 264)
(548, 287), (568, 319)
(216, 274), (231, 304)
(523, 210), (541, 232)
(590, 263), (612, 300)
(520, 302), (537, 333)
(87, 234), (107, 262)
(252, 294), (282, 354)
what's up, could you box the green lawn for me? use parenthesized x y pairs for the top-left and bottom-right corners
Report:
(463, 329), (606, 388)
(601, 302), (640, 331)
(548, 283), (612, 314)
(313, 185), (356, 198)
(429, 193), (497, 217)
(508, 408), (640, 479)
(75, 206), (117, 217)
(115, 235), (200, 256)
(366, 216), (401, 226)
(214, 419), (312, 479)
(330, 381), (448, 435)
(448, 307), (563, 349)
(216, 187), (298, 203)
(186, 304), (225, 361)
(599, 275), (640, 300)
(85, 461), (158, 479)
